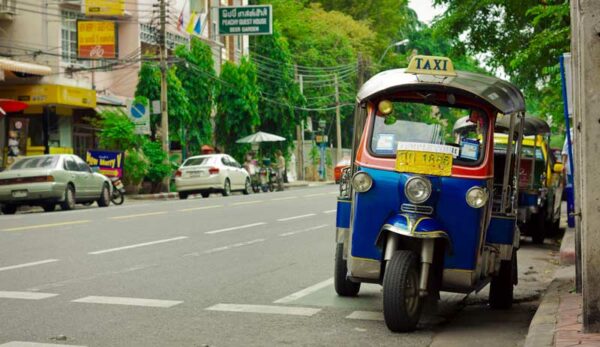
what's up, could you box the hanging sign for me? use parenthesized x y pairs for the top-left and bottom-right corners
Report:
(218, 5), (272, 36)
(85, 0), (125, 16)
(77, 20), (117, 59)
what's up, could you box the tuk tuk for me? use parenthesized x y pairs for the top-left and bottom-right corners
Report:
(493, 117), (563, 243)
(335, 55), (526, 332)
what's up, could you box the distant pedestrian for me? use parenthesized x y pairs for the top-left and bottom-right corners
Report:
(275, 150), (285, 191)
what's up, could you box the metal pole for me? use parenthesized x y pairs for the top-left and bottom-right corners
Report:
(297, 71), (304, 180)
(159, 0), (170, 190)
(334, 74), (342, 164)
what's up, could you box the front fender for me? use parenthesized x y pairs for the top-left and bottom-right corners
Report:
(375, 214), (451, 251)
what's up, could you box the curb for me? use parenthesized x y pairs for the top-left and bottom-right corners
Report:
(128, 192), (181, 200)
(560, 227), (576, 266)
(524, 279), (561, 347)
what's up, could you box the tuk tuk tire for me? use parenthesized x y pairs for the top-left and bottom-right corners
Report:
(489, 253), (515, 309)
(530, 211), (546, 244)
(383, 250), (422, 332)
(334, 243), (360, 297)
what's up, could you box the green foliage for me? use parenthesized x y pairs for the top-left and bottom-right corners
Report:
(252, 26), (305, 158)
(433, 0), (570, 133)
(215, 58), (260, 161)
(175, 37), (216, 153)
(141, 140), (172, 183)
(94, 108), (143, 150)
(123, 148), (148, 186)
(309, 145), (320, 166)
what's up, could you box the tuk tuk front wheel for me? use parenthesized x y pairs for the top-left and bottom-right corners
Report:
(489, 251), (516, 309)
(334, 243), (360, 297)
(383, 250), (422, 332)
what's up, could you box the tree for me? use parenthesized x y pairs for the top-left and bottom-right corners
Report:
(252, 26), (305, 158)
(432, 0), (570, 133)
(175, 37), (216, 153)
(214, 58), (260, 161)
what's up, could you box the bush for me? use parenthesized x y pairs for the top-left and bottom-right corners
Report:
(141, 140), (172, 184)
(123, 148), (148, 187)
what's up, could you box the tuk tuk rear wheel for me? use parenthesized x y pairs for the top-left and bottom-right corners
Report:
(383, 250), (422, 332)
(489, 252), (516, 309)
(334, 243), (360, 296)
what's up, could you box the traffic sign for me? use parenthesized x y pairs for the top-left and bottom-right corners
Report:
(218, 5), (272, 36)
(126, 99), (150, 135)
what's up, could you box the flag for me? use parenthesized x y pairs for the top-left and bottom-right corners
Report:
(177, 0), (188, 32)
(186, 11), (198, 34)
(193, 14), (201, 35)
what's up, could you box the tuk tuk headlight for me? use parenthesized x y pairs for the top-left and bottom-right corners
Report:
(404, 176), (432, 204)
(466, 186), (488, 208)
(352, 171), (373, 193)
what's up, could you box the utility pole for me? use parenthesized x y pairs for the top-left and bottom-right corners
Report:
(334, 73), (342, 164)
(295, 65), (304, 180)
(159, 0), (170, 190)
(570, 0), (600, 333)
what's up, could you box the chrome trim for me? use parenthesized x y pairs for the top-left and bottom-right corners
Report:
(336, 227), (349, 244)
(348, 256), (381, 280)
(382, 224), (450, 240)
(401, 203), (433, 215)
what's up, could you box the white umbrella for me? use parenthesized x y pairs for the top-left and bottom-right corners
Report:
(236, 131), (286, 144)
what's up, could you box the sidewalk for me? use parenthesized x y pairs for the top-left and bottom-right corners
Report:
(128, 180), (335, 200)
(524, 227), (600, 347)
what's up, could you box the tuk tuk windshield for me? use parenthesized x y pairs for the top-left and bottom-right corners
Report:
(370, 101), (487, 165)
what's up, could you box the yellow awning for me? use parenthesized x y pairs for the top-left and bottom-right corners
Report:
(0, 84), (96, 108)
(0, 58), (52, 76)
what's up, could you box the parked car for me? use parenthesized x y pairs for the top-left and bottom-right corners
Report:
(334, 157), (351, 183)
(175, 154), (251, 199)
(0, 154), (112, 214)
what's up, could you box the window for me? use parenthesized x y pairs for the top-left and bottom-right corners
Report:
(64, 157), (79, 171)
(61, 10), (89, 66)
(10, 156), (59, 170)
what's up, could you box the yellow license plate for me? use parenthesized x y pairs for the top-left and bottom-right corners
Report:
(395, 150), (452, 176)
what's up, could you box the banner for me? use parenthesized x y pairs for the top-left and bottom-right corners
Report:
(77, 20), (117, 59)
(86, 150), (124, 178)
(85, 0), (125, 16)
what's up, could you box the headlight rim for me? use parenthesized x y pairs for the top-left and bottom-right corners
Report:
(466, 186), (489, 208)
(352, 171), (373, 193)
(404, 175), (432, 204)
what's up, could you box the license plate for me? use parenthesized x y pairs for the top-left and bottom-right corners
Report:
(11, 190), (27, 198)
(395, 150), (452, 176)
(187, 171), (204, 177)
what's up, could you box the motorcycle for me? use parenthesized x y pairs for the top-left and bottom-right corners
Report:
(259, 166), (275, 192)
(110, 177), (125, 205)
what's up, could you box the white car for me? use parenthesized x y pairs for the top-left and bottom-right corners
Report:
(174, 154), (251, 199)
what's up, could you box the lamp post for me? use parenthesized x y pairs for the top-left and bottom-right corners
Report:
(377, 39), (410, 65)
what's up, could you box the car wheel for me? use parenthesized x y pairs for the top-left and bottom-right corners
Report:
(383, 250), (422, 332)
(60, 185), (76, 211)
(97, 184), (111, 207)
(201, 191), (210, 198)
(222, 179), (231, 196)
(179, 192), (189, 200)
(42, 203), (55, 212)
(1, 204), (17, 215)
(489, 251), (516, 309)
(334, 243), (361, 296)
(243, 178), (251, 195)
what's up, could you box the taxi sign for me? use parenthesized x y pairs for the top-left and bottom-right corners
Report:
(406, 55), (457, 77)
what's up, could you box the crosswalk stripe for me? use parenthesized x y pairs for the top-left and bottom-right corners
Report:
(72, 296), (182, 308)
(206, 303), (320, 316)
(273, 278), (333, 304)
(0, 291), (58, 300)
(345, 311), (384, 321)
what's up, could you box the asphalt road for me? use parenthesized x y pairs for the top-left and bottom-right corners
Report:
(0, 185), (559, 347)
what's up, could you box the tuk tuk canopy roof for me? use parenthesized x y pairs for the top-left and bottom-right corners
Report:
(453, 114), (550, 137)
(357, 69), (526, 115)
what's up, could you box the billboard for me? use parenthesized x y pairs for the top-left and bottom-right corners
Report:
(77, 20), (117, 59)
(85, 0), (125, 16)
(218, 5), (272, 36)
(86, 150), (124, 178)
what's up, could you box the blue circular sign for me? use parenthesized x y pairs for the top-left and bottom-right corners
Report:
(131, 103), (145, 119)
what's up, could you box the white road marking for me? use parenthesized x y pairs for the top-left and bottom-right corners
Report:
(323, 209), (336, 214)
(303, 193), (327, 198)
(0, 291), (58, 300)
(1, 220), (90, 232)
(279, 224), (328, 237)
(231, 200), (263, 206)
(346, 311), (384, 321)
(203, 238), (265, 254)
(0, 342), (87, 347)
(72, 296), (182, 308)
(277, 213), (316, 222)
(205, 222), (266, 235)
(206, 303), (321, 317)
(273, 278), (334, 304)
(88, 236), (188, 255)
(179, 205), (223, 212)
(0, 259), (59, 272)
(109, 211), (167, 220)
(271, 196), (298, 201)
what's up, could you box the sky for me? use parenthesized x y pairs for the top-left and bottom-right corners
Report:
(408, 0), (446, 24)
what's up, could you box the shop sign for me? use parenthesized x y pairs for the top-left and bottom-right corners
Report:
(86, 149), (124, 177)
(85, 0), (125, 16)
(218, 5), (272, 36)
(0, 84), (96, 108)
(126, 99), (150, 135)
(77, 20), (117, 59)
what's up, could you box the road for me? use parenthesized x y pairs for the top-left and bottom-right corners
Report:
(0, 185), (559, 347)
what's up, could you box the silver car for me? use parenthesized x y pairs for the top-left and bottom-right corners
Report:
(0, 154), (112, 214)
(175, 154), (251, 199)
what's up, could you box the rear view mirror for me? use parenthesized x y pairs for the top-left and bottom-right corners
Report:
(553, 163), (564, 173)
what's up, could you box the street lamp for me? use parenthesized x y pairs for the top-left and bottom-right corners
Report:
(377, 39), (410, 65)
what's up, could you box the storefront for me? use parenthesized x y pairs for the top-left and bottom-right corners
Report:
(0, 83), (97, 167)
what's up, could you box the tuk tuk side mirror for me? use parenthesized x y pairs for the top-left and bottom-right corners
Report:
(553, 163), (564, 173)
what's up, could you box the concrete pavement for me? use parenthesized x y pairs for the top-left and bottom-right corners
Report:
(0, 185), (560, 346)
